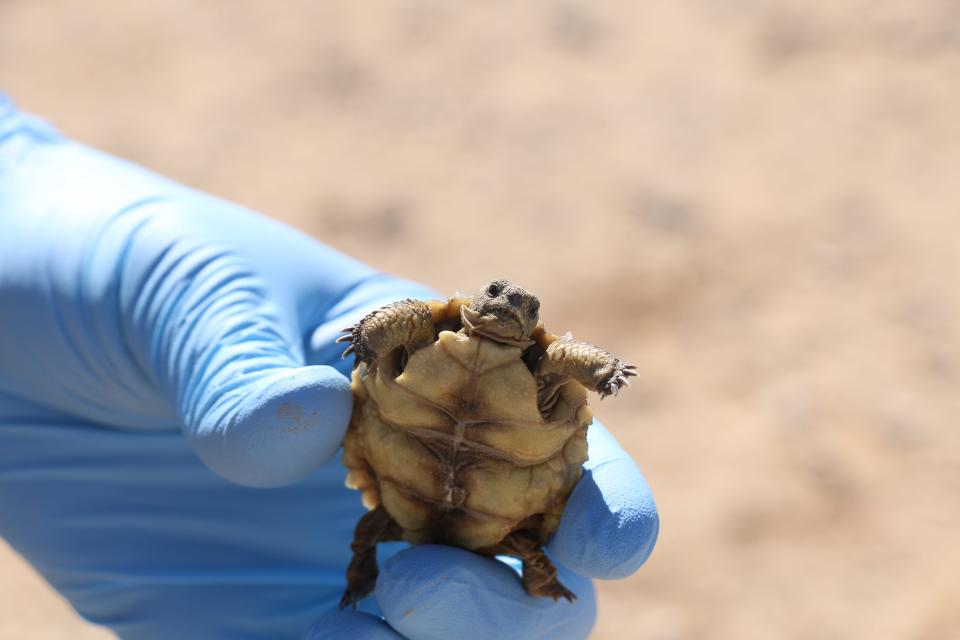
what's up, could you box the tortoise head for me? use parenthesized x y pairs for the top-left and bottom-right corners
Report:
(461, 279), (540, 346)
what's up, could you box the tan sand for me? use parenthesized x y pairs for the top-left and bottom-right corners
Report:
(1, 2), (958, 638)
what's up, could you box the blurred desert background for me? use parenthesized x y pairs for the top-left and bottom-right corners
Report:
(2, 1), (959, 638)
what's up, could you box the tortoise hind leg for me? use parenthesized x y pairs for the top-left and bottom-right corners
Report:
(339, 506), (402, 609)
(484, 529), (576, 602)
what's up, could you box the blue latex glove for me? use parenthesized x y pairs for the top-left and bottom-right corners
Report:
(0, 95), (659, 639)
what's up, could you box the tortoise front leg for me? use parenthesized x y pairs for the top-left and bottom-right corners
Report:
(537, 337), (636, 398)
(483, 529), (575, 602)
(337, 299), (436, 367)
(339, 506), (403, 609)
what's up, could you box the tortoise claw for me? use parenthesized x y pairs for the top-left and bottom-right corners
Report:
(337, 324), (367, 366)
(338, 582), (374, 610)
(336, 332), (356, 359)
(543, 581), (577, 603)
(599, 361), (635, 398)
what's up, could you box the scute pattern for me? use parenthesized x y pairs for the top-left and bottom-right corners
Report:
(346, 330), (591, 550)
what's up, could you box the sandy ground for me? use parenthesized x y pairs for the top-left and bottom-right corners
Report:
(2, 1), (959, 638)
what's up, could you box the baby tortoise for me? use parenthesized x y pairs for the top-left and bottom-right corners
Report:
(336, 279), (635, 608)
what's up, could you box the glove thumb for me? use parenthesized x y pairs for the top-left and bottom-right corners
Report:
(145, 231), (352, 487)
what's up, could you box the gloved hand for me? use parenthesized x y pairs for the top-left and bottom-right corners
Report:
(0, 94), (658, 639)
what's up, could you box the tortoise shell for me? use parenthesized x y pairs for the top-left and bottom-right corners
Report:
(342, 299), (592, 551)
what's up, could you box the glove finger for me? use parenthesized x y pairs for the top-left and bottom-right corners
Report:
(304, 610), (405, 640)
(548, 420), (659, 579)
(124, 216), (353, 488)
(375, 545), (596, 640)
(0, 104), (361, 488)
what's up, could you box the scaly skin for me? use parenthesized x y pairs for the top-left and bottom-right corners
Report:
(537, 338), (636, 398)
(337, 299), (435, 366)
(339, 506), (403, 610)
(479, 528), (575, 602)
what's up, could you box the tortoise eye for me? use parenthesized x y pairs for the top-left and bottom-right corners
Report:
(487, 282), (503, 296)
(528, 302), (539, 316)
